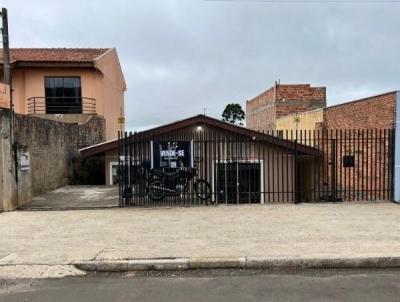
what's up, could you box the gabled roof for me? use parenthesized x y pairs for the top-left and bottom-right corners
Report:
(0, 48), (112, 67)
(80, 114), (319, 157)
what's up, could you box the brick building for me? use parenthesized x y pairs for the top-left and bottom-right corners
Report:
(318, 92), (397, 202)
(318, 91), (397, 130)
(246, 83), (326, 132)
(275, 91), (398, 132)
(273, 91), (399, 203)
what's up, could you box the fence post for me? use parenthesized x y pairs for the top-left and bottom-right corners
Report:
(394, 92), (400, 203)
(118, 131), (122, 207)
(331, 138), (337, 202)
(294, 139), (299, 204)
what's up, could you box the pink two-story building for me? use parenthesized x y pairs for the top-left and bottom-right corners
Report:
(1, 48), (126, 140)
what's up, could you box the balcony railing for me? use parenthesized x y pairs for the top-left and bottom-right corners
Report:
(27, 97), (96, 115)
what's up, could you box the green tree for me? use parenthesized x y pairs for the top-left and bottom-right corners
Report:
(222, 103), (245, 126)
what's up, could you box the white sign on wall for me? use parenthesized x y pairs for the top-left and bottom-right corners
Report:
(19, 150), (30, 171)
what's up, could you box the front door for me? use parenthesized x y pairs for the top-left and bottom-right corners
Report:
(216, 162), (261, 204)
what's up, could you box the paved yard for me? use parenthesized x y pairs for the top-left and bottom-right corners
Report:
(31, 186), (118, 209)
(0, 203), (399, 267)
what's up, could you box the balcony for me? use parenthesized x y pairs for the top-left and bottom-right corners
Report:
(27, 97), (96, 115)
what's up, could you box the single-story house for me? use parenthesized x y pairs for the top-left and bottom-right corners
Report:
(80, 114), (320, 204)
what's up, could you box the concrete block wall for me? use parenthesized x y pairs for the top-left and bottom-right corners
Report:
(1, 110), (106, 211)
(13, 113), (105, 197)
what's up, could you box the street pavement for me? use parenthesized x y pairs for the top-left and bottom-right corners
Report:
(1, 269), (400, 301)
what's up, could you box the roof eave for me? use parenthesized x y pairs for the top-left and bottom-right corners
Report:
(9, 61), (96, 69)
(79, 115), (320, 157)
(80, 140), (118, 157)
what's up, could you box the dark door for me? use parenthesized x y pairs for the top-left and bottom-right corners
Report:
(238, 163), (261, 204)
(217, 162), (237, 204)
(216, 162), (261, 204)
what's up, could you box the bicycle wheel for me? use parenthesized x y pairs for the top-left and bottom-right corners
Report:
(194, 179), (211, 201)
(147, 179), (165, 201)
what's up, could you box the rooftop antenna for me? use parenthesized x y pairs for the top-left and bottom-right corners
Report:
(203, 108), (206, 115)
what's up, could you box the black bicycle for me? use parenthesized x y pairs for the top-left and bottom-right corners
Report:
(147, 167), (212, 201)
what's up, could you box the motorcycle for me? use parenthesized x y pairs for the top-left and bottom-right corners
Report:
(147, 167), (212, 201)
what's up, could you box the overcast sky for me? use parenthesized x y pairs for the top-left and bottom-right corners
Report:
(3, 0), (400, 130)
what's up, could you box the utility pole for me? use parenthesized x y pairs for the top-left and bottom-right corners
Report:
(1, 7), (17, 210)
(1, 7), (18, 172)
(1, 7), (13, 151)
(1, 8), (11, 86)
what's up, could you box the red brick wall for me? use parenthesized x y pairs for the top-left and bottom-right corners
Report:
(246, 85), (276, 132)
(314, 92), (397, 202)
(275, 84), (325, 101)
(276, 84), (326, 118)
(319, 92), (397, 130)
(246, 84), (326, 132)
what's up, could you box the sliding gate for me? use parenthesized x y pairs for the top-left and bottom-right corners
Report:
(118, 129), (394, 207)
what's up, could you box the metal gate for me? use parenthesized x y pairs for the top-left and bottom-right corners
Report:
(118, 129), (394, 206)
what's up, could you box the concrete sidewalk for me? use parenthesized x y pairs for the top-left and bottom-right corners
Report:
(31, 186), (118, 209)
(1, 203), (400, 277)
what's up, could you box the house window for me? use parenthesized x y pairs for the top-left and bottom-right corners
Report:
(45, 77), (82, 114)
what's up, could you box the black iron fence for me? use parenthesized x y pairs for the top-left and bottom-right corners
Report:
(118, 129), (394, 207)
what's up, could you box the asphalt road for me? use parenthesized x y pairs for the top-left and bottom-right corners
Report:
(1, 269), (400, 302)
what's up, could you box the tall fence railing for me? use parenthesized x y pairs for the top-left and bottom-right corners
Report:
(118, 128), (394, 207)
(277, 128), (395, 202)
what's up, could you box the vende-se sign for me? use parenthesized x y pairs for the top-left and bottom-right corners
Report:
(0, 83), (10, 109)
(152, 141), (192, 169)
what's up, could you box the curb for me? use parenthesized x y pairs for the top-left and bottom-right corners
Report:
(73, 256), (400, 272)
